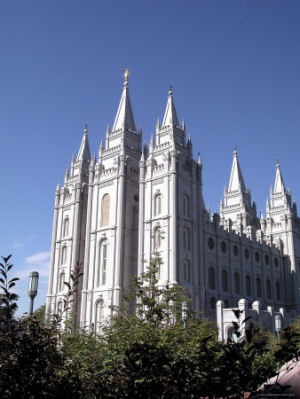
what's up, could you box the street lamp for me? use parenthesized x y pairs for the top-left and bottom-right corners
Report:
(28, 271), (39, 314)
(275, 314), (282, 343)
(181, 301), (188, 329)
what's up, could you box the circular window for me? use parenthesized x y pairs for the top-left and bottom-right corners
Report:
(208, 237), (214, 250)
(245, 248), (249, 259)
(255, 252), (260, 262)
(221, 241), (227, 253)
(265, 255), (269, 265)
(274, 257), (279, 268)
(233, 245), (239, 257)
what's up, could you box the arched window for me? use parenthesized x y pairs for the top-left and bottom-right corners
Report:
(183, 195), (190, 217)
(154, 194), (162, 216)
(234, 272), (240, 294)
(184, 259), (191, 283)
(276, 281), (281, 300)
(153, 228), (161, 250)
(256, 277), (262, 297)
(222, 270), (228, 292)
(61, 246), (67, 265)
(63, 217), (69, 237)
(59, 272), (65, 292)
(101, 194), (110, 227)
(183, 228), (190, 250)
(95, 301), (104, 334)
(98, 240), (108, 286)
(208, 267), (215, 290)
(245, 275), (251, 296)
(266, 279), (272, 300)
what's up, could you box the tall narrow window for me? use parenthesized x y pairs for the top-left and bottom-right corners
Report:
(245, 275), (251, 296)
(266, 279), (272, 300)
(276, 281), (281, 300)
(256, 277), (262, 297)
(98, 240), (108, 286)
(101, 194), (110, 227)
(63, 218), (69, 237)
(208, 267), (215, 290)
(154, 194), (162, 216)
(59, 272), (65, 292)
(222, 269), (228, 292)
(184, 259), (191, 283)
(183, 228), (190, 250)
(153, 228), (161, 250)
(183, 195), (190, 217)
(234, 272), (240, 294)
(95, 301), (104, 334)
(61, 246), (67, 265)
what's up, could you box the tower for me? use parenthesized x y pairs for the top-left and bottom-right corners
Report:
(138, 86), (205, 313)
(264, 160), (300, 312)
(220, 148), (258, 234)
(79, 70), (142, 331)
(46, 125), (91, 327)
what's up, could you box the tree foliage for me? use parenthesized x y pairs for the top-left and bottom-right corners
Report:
(1, 253), (300, 398)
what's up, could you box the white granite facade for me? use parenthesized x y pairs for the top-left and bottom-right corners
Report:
(46, 74), (300, 330)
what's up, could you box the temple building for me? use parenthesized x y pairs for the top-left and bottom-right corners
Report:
(46, 72), (300, 331)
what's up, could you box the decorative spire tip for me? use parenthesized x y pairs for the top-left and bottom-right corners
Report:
(123, 68), (130, 86)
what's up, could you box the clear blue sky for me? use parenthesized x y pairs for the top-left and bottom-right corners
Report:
(0, 1), (299, 315)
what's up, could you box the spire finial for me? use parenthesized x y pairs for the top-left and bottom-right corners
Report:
(276, 155), (280, 167)
(123, 68), (130, 86)
(168, 83), (173, 96)
(84, 123), (88, 134)
(234, 144), (237, 155)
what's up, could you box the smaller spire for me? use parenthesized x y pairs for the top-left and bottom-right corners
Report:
(71, 153), (75, 163)
(156, 117), (160, 130)
(161, 85), (179, 128)
(140, 150), (145, 163)
(56, 181), (60, 191)
(273, 159), (286, 194)
(197, 152), (202, 166)
(77, 124), (91, 161)
(106, 124), (111, 134)
(65, 167), (69, 178)
(181, 118), (185, 130)
(228, 147), (246, 192)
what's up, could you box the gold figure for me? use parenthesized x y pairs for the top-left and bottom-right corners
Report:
(124, 68), (130, 84)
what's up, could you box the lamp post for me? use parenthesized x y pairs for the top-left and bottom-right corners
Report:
(28, 271), (39, 314)
(181, 301), (188, 329)
(275, 314), (282, 343)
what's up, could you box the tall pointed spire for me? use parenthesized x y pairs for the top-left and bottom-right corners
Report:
(161, 85), (179, 128)
(76, 124), (91, 161)
(112, 69), (136, 132)
(228, 147), (246, 192)
(273, 159), (286, 194)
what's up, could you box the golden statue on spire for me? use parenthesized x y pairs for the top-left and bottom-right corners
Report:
(124, 68), (130, 84)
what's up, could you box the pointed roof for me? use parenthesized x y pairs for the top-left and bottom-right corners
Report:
(112, 70), (136, 132)
(76, 124), (91, 161)
(161, 85), (179, 128)
(274, 160), (286, 194)
(228, 148), (246, 192)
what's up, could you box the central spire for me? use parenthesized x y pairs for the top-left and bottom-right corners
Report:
(112, 69), (136, 132)
(161, 85), (179, 128)
(228, 147), (246, 192)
